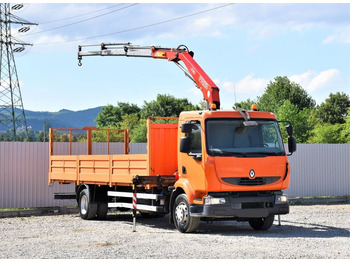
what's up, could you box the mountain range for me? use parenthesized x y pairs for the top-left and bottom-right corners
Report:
(25, 107), (103, 130)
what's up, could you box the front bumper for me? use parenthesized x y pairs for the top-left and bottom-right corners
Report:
(190, 192), (289, 218)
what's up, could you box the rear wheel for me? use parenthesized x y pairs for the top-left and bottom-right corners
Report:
(249, 214), (275, 230)
(173, 194), (200, 233)
(79, 189), (98, 220)
(96, 203), (108, 220)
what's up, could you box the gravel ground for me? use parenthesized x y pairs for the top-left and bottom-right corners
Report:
(0, 204), (349, 259)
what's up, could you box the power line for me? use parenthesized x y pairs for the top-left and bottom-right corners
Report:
(24, 3), (138, 36)
(40, 3), (125, 24)
(34, 3), (234, 46)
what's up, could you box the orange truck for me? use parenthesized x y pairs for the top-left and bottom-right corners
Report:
(49, 43), (296, 233)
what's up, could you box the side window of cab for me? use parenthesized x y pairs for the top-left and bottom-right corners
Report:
(190, 123), (202, 154)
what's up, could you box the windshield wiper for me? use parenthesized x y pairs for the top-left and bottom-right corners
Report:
(245, 152), (282, 157)
(213, 151), (248, 157)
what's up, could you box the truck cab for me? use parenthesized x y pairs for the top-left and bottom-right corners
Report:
(172, 109), (295, 232)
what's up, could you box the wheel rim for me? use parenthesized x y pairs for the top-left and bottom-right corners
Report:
(80, 194), (88, 215)
(175, 202), (188, 225)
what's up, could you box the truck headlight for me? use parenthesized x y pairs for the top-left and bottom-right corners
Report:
(204, 197), (226, 205)
(275, 194), (288, 204)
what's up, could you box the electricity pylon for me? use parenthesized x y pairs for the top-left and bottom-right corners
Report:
(0, 3), (37, 140)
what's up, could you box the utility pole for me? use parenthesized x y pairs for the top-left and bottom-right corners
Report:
(43, 121), (46, 142)
(0, 3), (37, 141)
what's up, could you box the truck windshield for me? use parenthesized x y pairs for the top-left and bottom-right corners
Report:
(205, 118), (285, 157)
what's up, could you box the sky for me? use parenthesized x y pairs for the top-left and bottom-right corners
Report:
(5, 1), (350, 112)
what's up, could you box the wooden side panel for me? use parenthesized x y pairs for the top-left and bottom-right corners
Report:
(111, 154), (148, 184)
(79, 155), (110, 184)
(49, 155), (77, 183)
(49, 154), (148, 186)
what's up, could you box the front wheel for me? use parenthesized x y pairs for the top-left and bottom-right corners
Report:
(249, 214), (275, 230)
(173, 194), (200, 233)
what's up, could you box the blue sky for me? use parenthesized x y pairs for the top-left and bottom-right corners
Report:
(8, 2), (350, 112)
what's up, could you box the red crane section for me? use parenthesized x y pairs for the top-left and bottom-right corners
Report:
(78, 43), (220, 109)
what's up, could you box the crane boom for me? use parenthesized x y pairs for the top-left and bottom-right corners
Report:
(78, 43), (220, 109)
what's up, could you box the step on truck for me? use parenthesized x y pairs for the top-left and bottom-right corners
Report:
(49, 43), (296, 233)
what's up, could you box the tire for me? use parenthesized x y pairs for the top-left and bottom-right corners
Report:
(173, 194), (200, 233)
(249, 214), (275, 230)
(79, 189), (98, 220)
(96, 203), (108, 220)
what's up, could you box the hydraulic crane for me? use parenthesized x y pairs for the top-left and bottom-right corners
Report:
(49, 41), (297, 233)
(78, 43), (220, 110)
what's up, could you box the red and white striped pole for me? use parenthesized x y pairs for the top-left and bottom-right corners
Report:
(132, 184), (137, 232)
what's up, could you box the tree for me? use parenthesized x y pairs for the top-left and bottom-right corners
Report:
(131, 121), (147, 143)
(317, 92), (350, 124)
(120, 113), (140, 131)
(276, 100), (313, 143)
(24, 130), (35, 142)
(117, 102), (141, 117)
(141, 94), (200, 119)
(95, 104), (121, 128)
(258, 76), (315, 113)
(119, 113), (143, 142)
(234, 98), (257, 110)
(308, 123), (345, 144)
(340, 108), (350, 143)
(95, 102), (141, 128)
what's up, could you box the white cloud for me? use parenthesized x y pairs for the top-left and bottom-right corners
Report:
(231, 4), (350, 41)
(289, 69), (341, 93)
(223, 74), (268, 94)
(158, 4), (235, 39)
(194, 17), (212, 28)
(307, 69), (341, 92)
(289, 71), (314, 88)
(35, 34), (66, 45)
(16, 3), (350, 52)
(187, 86), (202, 96)
(323, 27), (350, 44)
(187, 75), (267, 104)
(248, 24), (280, 39)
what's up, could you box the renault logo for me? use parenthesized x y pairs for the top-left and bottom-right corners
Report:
(249, 169), (255, 178)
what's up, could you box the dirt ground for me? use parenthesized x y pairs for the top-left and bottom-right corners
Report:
(1, 204), (349, 259)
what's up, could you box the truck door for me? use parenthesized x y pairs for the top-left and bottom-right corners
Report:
(178, 122), (206, 203)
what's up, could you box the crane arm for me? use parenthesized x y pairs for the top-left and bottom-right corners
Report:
(78, 43), (220, 109)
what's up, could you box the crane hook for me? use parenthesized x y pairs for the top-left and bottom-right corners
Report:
(78, 56), (82, 66)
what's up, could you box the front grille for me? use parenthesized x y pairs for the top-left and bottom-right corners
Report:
(222, 176), (280, 186)
(242, 202), (274, 209)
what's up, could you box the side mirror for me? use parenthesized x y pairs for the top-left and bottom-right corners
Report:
(288, 136), (297, 155)
(286, 125), (293, 137)
(180, 136), (191, 153)
(181, 123), (192, 133)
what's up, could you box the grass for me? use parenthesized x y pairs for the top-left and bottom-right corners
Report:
(0, 207), (33, 211)
(289, 195), (349, 205)
(295, 195), (347, 199)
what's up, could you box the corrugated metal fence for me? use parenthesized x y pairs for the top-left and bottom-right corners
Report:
(0, 142), (349, 209)
(285, 144), (350, 198)
(0, 142), (146, 209)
